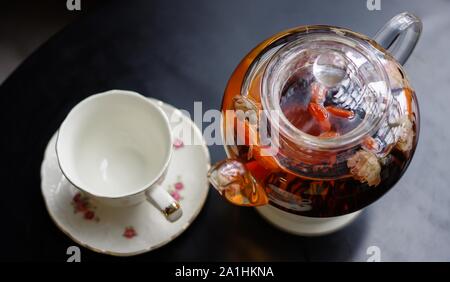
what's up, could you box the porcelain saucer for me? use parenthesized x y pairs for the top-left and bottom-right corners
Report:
(41, 98), (210, 256)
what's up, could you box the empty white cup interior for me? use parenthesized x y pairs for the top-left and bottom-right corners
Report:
(56, 90), (172, 198)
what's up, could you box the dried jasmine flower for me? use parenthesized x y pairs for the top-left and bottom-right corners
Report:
(396, 116), (414, 153)
(347, 150), (381, 187)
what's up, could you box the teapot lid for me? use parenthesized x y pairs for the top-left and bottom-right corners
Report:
(261, 32), (392, 151)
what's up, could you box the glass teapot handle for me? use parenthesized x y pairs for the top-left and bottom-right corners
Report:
(374, 12), (422, 65)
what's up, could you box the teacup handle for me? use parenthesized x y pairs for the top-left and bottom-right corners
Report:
(146, 185), (182, 222)
(374, 12), (422, 65)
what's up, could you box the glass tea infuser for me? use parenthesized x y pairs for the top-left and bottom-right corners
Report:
(208, 12), (422, 235)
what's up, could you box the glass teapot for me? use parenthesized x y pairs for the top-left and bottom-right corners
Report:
(208, 12), (422, 222)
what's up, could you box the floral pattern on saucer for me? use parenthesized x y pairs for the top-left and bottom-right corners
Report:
(173, 138), (184, 149)
(168, 176), (185, 201)
(123, 227), (138, 239)
(71, 192), (100, 222)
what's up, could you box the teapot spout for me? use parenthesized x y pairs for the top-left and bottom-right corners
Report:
(208, 159), (269, 206)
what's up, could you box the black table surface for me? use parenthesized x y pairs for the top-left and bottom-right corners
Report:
(1, 0), (450, 261)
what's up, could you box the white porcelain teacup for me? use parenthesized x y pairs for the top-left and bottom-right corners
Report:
(56, 90), (182, 222)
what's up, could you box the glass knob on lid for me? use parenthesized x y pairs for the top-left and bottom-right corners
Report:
(312, 51), (347, 88)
